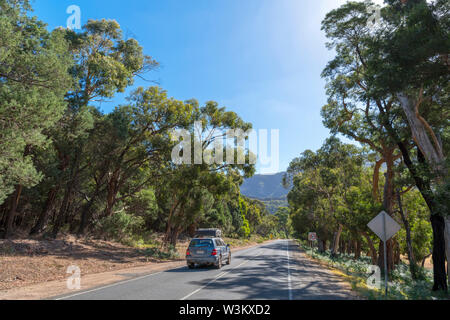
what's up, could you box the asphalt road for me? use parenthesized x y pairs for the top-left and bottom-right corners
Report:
(55, 240), (356, 300)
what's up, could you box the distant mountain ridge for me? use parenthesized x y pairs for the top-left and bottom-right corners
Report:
(240, 172), (289, 200)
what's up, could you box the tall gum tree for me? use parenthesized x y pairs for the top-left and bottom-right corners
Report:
(0, 0), (72, 237)
(365, 0), (449, 290)
(321, 2), (404, 271)
(160, 101), (256, 246)
(28, 19), (158, 237)
(321, 0), (449, 290)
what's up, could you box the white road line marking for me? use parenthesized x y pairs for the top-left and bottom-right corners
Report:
(58, 242), (271, 301)
(180, 251), (259, 301)
(55, 267), (184, 300)
(180, 266), (240, 301)
(287, 240), (293, 300)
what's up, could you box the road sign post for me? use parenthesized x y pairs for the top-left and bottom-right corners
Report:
(308, 233), (317, 256)
(382, 212), (388, 297)
(367, 211), (401, 297)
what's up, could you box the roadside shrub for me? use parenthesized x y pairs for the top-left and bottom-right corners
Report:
(96, 211), (145, 242)
(142, 245), (179, 260)
(300, 242), (446, 300)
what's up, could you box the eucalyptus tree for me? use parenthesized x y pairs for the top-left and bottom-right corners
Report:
(321, 0), (448, 290)
(367, 0), (449, 178)
(159, 100), (256, 246)
(364, 0), (449, 290)
(0, 0), (72, 237)
(287, 138), (367, 256)
(320, 1), (412, 270)
(76, 86), (195, 236)
(31, 19), (158, 237)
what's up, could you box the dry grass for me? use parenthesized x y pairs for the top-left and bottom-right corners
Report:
(0, 235), (183, 291)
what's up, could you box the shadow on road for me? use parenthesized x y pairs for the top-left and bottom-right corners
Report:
(181, 241), (356, 300)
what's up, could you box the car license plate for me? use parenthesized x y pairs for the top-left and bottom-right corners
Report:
(196, 250), (205, 254)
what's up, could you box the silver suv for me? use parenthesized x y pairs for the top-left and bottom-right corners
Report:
(186, 238), (231, 269)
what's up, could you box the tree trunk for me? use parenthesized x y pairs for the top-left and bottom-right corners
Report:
(347, 240), (353, 255)
(354, 239), (362, 260)
(104, 170), (121, 218)
(363, 232), (378, 265)
(393, 239), (401, 265)
(378, 239), (395, 274)
(4, 185), (23, 238)
(422, 253), (432, 268)
(397, 191), (418, 279)
(379, 104), (447, 290)
(398, 141), (447, 289)
(331, 224), (343, 256)
(398, 93), (445, 174)
(77, 198), (96, 236)
(339, 240), (345, 254)
(170, 227), (181, 247)
(445, 217), (450, 286)
(318, 240), (325, 253)
(431, 214), (448, 292)
(30, 187), (58, 236)
(164, 200), (180, 246)
(187, 224), (196, 238)
(377, 153), (396, 273)
(51, 182), (73, 238)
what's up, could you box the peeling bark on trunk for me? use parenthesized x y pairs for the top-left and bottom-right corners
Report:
(397, 93), (445, 172)
(379, 110), (448, 290)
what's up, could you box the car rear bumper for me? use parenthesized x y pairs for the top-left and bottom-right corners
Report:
(186, 256), (219, 265)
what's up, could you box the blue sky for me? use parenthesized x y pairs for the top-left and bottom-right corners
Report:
(31, 0), (382, 174)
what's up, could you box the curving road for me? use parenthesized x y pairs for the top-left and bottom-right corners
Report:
(54, 240), (357, 300)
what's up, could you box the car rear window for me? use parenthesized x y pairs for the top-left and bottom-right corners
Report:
(189, 239), (213, 247)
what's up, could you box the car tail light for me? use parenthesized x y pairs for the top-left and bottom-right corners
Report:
(211, 249), (217, 256)
(186, 249), (191, 256)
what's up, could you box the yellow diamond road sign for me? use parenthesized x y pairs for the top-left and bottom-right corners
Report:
(367, 211), (401, 242)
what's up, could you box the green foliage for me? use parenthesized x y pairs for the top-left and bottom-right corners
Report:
(261, 198), (289, 215)
(302, 243), (447, 300)
(397, 190), (432, 263)
(95, 211), (145, 242)
(320, 0), (448, 291)
(238, 196), (251, 238)
(0, 0), (72, 203)
(142, 246), (179, 260)
(287, 137), (373, 242)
